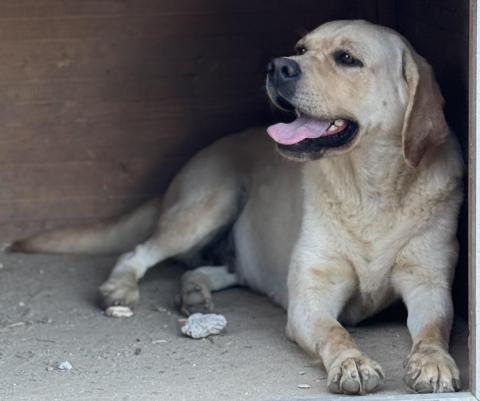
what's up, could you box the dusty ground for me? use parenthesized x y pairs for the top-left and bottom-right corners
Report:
(0, 253), (469, 401)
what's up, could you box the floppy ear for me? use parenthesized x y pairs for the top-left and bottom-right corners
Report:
(401, 48), (449, 167)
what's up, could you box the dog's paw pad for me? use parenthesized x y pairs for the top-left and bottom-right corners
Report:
(328, 351), (384, 395)
(404, 344), (461, 393)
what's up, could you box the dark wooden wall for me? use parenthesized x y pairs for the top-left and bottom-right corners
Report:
(0, 0), (383, 241)
(394, 0), (469, 152)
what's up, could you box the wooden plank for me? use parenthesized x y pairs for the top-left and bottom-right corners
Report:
(471, 0), (479, 397)
(0, 159), (183, 203)
(0, 97), (266, 128)
(0, 0), (342, 19)
(0, 196), (154, 223)
(0, 12), (338, 42)
(0, 37), (269, 83)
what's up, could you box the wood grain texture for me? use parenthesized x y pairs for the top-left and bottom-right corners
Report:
(0, 0), (382, 240)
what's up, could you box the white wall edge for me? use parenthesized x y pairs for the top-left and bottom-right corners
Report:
(273, 391), (477, 401)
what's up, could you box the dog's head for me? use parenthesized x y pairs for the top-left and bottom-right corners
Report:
(266, 20), (448, 166)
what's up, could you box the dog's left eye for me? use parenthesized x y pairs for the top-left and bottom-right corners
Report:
(295, 46), (307, 55)
(333, 50), (364, 67)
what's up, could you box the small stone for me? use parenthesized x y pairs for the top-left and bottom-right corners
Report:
(57, 361), (73, 370)
(180, 313), (227, 339)
(298, 371), (306, 375)
(152, 340), (167, 344)
(134, 348), (142, 356)
(297, 383), (311, 389)
(105, 306), (133, 318)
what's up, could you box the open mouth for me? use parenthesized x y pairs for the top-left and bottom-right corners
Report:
(267, 110), (359, 153)
(266, 86), (359, 156)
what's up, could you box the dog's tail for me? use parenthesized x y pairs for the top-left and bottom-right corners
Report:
(7, 199), (162, 255)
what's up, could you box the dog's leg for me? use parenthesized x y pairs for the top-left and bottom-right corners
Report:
(99, 188), (240, 309)
(177, 265), (238, 315)
(394, 271), (461, 392)
(392, 229), (461, 393)
(287, 263), (384, 395)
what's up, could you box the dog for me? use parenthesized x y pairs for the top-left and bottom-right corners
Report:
(9, 20), (464, 394)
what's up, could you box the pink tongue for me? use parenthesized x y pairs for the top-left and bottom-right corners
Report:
(267, 116), (332, 145)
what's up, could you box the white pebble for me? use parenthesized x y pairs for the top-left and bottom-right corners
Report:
(57, 361), (73, 370)
(152, 339), (167, 344)
(180, 313), (227, 339)
(105, 306), (133, 318)
(297, 383), (311, 389)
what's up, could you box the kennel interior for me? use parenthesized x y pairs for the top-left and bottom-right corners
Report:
(0, 1), (473, 400)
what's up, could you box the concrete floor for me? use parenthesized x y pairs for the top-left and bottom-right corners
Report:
(0, 253), (469, 401)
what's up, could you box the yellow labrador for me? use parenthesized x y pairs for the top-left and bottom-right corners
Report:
(10, 20), (463, 394)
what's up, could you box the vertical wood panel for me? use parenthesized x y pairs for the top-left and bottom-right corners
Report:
(469, 0), (477, 394)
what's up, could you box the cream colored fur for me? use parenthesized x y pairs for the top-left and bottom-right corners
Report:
(9, 20), (464, 395)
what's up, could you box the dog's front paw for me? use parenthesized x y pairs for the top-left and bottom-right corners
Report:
(99, 272), (140, 309)
(327, 349), (384, 394)
(404, 343), (461, 393)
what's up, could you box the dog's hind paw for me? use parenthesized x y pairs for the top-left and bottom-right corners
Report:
(327, 349), (384, 395)
(177, 273), (214, 316)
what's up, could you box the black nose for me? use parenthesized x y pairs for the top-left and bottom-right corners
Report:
(267, 58), (301, 84)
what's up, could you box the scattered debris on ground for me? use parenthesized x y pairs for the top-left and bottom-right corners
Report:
(180, 313), (227, 339)
(57, 361), (73, 370)
(105, 306), (134, 318)
(152, 339), (168, 344)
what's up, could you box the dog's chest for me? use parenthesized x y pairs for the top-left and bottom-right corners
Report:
(304, 189), (410, 315)
(311, 188), (399, 251)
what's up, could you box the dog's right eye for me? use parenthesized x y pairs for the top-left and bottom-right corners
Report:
(295, 46), (307, 55)
(333, 50), (364, 67)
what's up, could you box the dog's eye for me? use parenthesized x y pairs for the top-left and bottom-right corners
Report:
(295, 46), (307, 55)
(333, 50), (363, 67)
